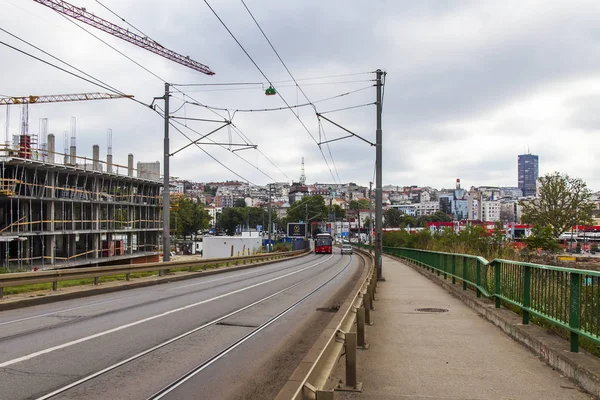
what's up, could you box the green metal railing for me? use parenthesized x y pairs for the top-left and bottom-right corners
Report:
(357, 244), (600, 353)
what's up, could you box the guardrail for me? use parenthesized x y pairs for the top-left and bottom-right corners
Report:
(0, 249), (309, 298)
(275, 246), (376, 399)
(382, 246), (600, 353)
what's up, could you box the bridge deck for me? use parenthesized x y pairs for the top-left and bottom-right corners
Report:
(336, 255), (592, 400)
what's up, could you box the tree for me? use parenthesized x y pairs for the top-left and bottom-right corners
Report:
(349, 199), (370, 210)
(383, 208), (403, 227)
(331, 204), (346, 221)
(520, 172), (594, 238)
(287, 195), (328, 224)
(170, 197), (210, 239)
(219, 207), (246, 236)
(523, 226), (562, 253)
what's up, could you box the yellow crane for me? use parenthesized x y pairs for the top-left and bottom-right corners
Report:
(0, 92), (132, 105)
(0, 92), (132, 140)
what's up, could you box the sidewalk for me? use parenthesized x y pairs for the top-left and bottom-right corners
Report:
(336, 256), (593, 400)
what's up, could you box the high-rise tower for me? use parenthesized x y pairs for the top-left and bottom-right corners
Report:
(518, 153), (539, 197)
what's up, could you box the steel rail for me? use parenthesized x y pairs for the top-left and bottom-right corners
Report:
(0, 250), (308, 297)
(33, 254), (342, 399)
(148, 255), (355, 399)
(275, 247), (376, 399)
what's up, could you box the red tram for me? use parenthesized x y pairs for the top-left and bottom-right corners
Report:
(314, 233), (333, 254)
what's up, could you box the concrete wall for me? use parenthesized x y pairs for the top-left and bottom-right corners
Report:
(203, 236), (262, 259)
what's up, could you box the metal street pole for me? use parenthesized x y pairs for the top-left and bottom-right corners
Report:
(375, 69), (384, 280)
(162, 82), (171, 262)
(268, 184), (272, 252)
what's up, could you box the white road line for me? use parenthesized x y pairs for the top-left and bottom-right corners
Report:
(0, 255), (332, 369)
(166, 256), (309, 290)
(0, 296), (138, 326)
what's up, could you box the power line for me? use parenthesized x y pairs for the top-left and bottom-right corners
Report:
(240, 0), (344, 184)
(94, 0), (153, 40)
(168, 121), (258, 185)
(171, 72), (374, 86)
(165, 112), (279, 183)
(56, 12), (166, 83)
(183, 85), (374, 114)
(44, 1), (317, 186)
(203, 0), (338, 184)
(318, 102), (376, 115)
(0, 39), (148, 106)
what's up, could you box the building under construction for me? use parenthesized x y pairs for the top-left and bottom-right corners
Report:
(0, 132), (162, 271)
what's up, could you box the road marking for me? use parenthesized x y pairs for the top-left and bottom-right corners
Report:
(0, 255), (333, 369)
(167, 255), (315, 290)
(33, 256), (340, 400)
(0, 296), (137, 326)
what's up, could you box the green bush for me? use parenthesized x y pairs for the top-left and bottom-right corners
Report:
(273, 243), (292, 252)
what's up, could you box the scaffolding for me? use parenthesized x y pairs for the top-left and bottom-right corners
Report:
(0, 143), (162, 271)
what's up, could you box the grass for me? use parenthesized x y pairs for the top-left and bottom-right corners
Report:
(0, 261), (247, 297)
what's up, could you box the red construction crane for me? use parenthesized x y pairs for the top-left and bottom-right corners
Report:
(32, 0), (215, 76)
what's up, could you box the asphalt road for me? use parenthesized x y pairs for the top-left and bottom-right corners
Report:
(0, 249), (363, 400)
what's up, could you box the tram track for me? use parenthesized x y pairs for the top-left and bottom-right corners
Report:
(27, 253), (357, 400)
(0, 253), (324, 342)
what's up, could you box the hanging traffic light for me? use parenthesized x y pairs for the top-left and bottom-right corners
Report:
(265, 86), (277, 96)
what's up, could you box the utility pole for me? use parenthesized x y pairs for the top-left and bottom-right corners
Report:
(369, 181), (373, 253)
(162, 82), (170, 262)
(375, 69), (384, 280)
(268, 184), (272, 252)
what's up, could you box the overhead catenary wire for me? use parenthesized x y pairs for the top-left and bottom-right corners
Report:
(168, 121), (259, 185)
(0, 27), (133, 99)
(240, 0), (344, 183)
(165, 112), (280, 183)
(171, 72), (374, 86)
(0, 39), (153, 109)
(183, 85), (374, 115)
(94, 0), (154, 41)
(52, 1), (294, 187)
(174, 79), (374, 92)
(204, 0), (339, 184)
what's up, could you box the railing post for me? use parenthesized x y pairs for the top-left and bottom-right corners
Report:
(522, 265), (531, 324)
(357, 306), (368, 348)
(569, 272), (581, 352)
(52, 281), (58, 291)
(345, 332), (358, 389)
(94, 276), (99, 286)
(494, 261), (501, 308)
(476, 260), (481, 298)
(451, 256), (456, 284)
(436, 254), (440, 276)
(462, 257), (467, 290)
(364, 294), (372, 325)
(443, 254), (447, 280)
(126, 273), (130, 281)
(0, 287), (3, 299)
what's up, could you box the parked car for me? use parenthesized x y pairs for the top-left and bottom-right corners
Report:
(341, 244), (353, 255)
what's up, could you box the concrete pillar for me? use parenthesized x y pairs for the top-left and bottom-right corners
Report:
(92, 144), (100, 171)
(107, 154), (113, 174)
(69, 145), (76, 166)
(128, 153), (134, 177)
(47, 134), (55, 163)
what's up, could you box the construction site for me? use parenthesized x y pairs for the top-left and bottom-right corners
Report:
(0, 94), (162, 271)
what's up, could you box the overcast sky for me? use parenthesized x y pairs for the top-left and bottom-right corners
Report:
(2, 0), (600, 191)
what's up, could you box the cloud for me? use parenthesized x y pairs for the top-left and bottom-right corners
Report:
(3, 0), (600, 192)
